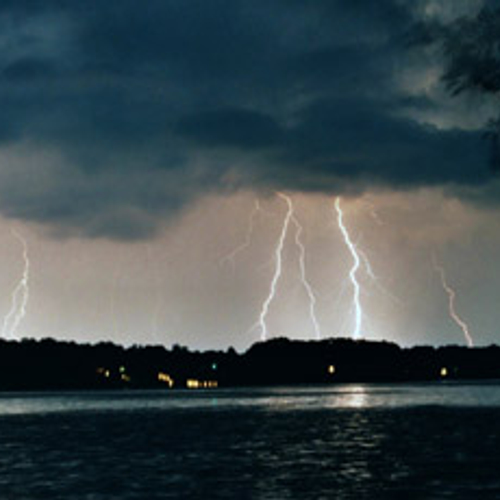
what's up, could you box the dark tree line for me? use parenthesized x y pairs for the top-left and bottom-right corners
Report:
(0, 336), (500, 390)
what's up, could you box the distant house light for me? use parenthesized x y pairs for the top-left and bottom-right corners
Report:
(96, 367), (111, 378)
(328, 365), (336, 375)
(186, 379), (218, 389)
(440, 367), (448, 378)
(158, 372), (174, 388)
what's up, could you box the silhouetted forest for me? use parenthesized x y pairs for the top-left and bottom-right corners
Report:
(0, 337), (499, 390)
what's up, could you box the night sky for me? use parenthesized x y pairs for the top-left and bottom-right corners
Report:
(0, 0), (499, 350)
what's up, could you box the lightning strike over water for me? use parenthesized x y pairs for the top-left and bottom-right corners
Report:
(1, 230), (30, 340)
(220, 200), (261, 270)
(248, 194), (322, 341)
(432, 254), (474, 348)
(255, 193), (293, 341)
(291, 214), (322, 341)
(335, 197), (363, 340)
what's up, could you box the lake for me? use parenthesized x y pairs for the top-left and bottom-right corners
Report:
(0, 383), (499, 499)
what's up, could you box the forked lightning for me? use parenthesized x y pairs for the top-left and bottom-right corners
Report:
(1, 230), (30, 340)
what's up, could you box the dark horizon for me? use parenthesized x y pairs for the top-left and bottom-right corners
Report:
(2, 335), (500, 391)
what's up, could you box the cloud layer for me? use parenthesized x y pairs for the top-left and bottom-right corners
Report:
(0, 0), (496, 239)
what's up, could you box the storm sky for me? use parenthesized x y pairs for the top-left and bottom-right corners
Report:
(0, 0), (499, 350)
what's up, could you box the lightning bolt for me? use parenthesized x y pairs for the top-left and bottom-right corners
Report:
(358, 248), (401, 305)
(255, 193), (293, 341)
(334, 197), (363, 340)
(432, 254), (474, 348)
(1, 230), (30, 340)
(247, 193), (322, 341)
(364, 200), (384, 226)
(291, 213), (322, 341)
(220, 199), (261, 270)
(358, 249), (376, 281)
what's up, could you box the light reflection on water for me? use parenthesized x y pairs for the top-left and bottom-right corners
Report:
(1, 382), (500, 415)
(1, 385), (500, 499)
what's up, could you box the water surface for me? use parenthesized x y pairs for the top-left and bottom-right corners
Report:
(0, 383), (499, 499)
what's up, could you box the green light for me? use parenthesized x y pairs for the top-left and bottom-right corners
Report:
(212, 363), (217, 371)
(119, 366), (126, 374)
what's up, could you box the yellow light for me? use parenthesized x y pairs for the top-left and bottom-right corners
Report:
(440, 367), (448, 378)
(97, 367), (111, 378)
(328, 365), (336, 375)
(158, 372), (174, 388)
(186, 379), (218, 389)
(121, 374), (131, 382)
(187, 379), (200, 389)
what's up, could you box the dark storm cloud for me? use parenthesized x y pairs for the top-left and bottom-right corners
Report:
(277, 99), (488, 188)
(2, 57), (57, 81)
(0, 0), (495, 239)
(176, 108), (283, 149)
